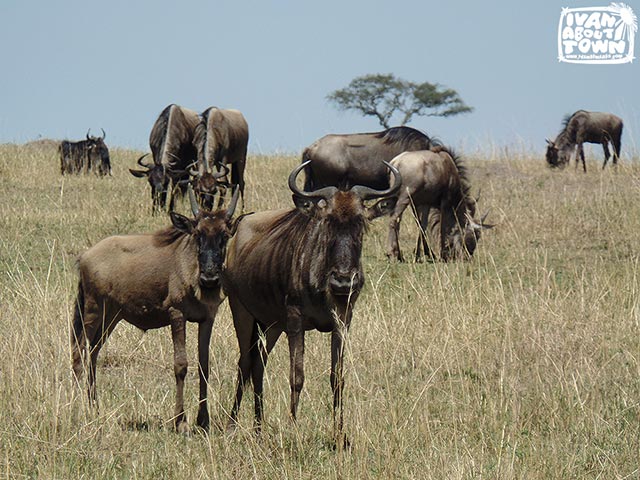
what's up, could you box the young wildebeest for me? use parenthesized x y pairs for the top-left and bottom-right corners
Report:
(129, 104), (200, 213)
(59, 129), (111, 176)
(223, 161), (400, 445)
(71, 187), (242, 432)
(387, 147), (490, 262)
(546, 110), (623, 172)
(192, 107), (249, 210)
(302, 126), (432, 190)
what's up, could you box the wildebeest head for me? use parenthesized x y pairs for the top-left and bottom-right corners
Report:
(170, 185), (242, 289)
(289, 161), (401, 298)
(130, 154), (170, 213)
(189, 163), (231, 211)
(440, 193), (492, 262)
(86, 129), (111, 175)
(545, 139), (569, 169)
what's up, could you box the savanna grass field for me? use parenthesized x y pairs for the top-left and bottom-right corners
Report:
(1, 142), (639, 479)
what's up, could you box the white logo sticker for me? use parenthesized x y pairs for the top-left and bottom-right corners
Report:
(558, 3), (637, 64)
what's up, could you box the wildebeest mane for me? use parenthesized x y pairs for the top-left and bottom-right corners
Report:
(376, 126), (432, 149)
(152, 225), (187, 247)
(430, 145), (471, 200)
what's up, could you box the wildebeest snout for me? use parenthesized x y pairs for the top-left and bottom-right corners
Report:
(329, 270), (360, 296)
(199, 271), (220, 289)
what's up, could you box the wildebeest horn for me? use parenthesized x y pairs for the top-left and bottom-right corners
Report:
(288, 161), (338, 200)
(545, 138), (554, 146)
(187, 184), (200, 217)
(475, 188), (481, 203)
(100, 128), (106, 140)
(350, 161), (402, 200)
(86, 129), (91, 140)
(137, 153), (152, 169)
(213, 163), (230, 179)
(225, 185), (241, 219)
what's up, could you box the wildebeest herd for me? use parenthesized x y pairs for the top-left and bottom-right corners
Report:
(67, 105), (624, 445)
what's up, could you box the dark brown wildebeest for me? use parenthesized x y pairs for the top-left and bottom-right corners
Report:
(387, 147), (490, 262)
(545, 110), (623, 172)
(192, 107), (249, 210)
(302, 126), (432, 190)
(59, 129), (111, 176)
(223, 161), (400, 445)
(129, 104), (200, 213)
(71, 186), (242, 433)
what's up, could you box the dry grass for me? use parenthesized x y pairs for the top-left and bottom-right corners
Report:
(0, 143), (639, 479)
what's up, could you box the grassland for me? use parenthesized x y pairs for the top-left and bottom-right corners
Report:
(0, 143), (639, 479)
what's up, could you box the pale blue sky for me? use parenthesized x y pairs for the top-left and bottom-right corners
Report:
(1, 1), (638, 155)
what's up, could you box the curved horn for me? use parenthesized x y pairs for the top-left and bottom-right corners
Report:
(288, 161), (338, 200)
(187, 184), (200, 217)
(137, 153), (152, 168)
(213, 163), (230, 179)
(100, 128), (106, 140)
(86, 129), (91, 140)
(350, 161), (402, 200)
(225, 185), (241, 219)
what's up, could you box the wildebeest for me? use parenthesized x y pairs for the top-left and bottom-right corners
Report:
(387, 147), (490, 262)
(71, 186), (242, 432)
(129, 104), (200, 213)
(302, 126), (433, 190)
(545, 110), (623, 172)
(192, 107), (249, 210)
(223, 161), (400, 445)
(59, 129), (111, 176)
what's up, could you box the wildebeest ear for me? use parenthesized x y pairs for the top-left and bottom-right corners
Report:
(129, 168), (149, 178)
(228, 212), (254, 236)
(292, 195), (324, 215)
(366, 196), (397, 220)
(170, 212), (195, 234)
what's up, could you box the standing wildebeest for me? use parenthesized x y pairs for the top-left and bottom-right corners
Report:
(192, 107), (249, 210)
(302, 126), (433, 190)
(129, 104), (200, 213)
(387, 147), (490, 262)
(546, 110), (623, 172)
(71, 186), (242, 432)
(223, 161), (400, 445)
(59, 129), (111, 176)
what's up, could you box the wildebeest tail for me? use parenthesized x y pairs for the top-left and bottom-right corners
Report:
(71, 280), (85, 379)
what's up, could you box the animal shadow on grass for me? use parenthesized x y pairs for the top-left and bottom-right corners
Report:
(120, 416), (165, 433)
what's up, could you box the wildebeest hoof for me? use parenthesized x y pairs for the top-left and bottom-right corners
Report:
(176, 420), (190, 435)
(332, 435), (352, 451)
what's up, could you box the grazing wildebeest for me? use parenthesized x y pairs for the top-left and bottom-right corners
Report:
(545, 110), (623, 172)
(223, 161), (400, 445)
(192, 107), (249, 210)
(302, 126), (433, 190)
(387, 147), (490, 262)
(59, 129), (111, 176)
(129, 104), (200, 213)
(71, 186), (242, 432)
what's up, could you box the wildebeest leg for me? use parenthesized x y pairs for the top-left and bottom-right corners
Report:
(414, 206), (433, 262)
(169, 308), (189, 433)
(251, 324), (282, 432)
(195, 317), (214, 431)
(602, 141), (611, 170)
(228, 300), (257, 430)
(578, 144), (586, 173)
(286, 305), (305, 421)
(85, 303), (120, 404)
(612, 133), (621, 165)
(386, 191), (411, 262)
(231, 160), (246, 211)
(330, 308), (351, 448)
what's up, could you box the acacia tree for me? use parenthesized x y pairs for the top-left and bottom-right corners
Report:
(327, 74), (473, 128)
